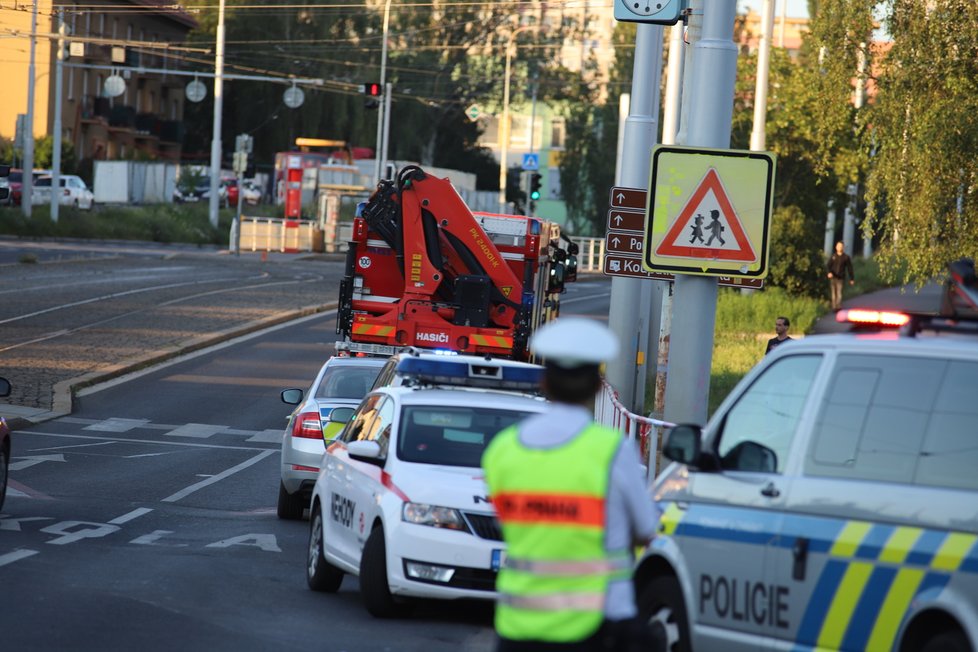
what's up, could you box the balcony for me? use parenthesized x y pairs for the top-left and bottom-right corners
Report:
(109, 105), (136, 128)
(135, 112), (161, 136)
(160, 120), (184, 144)
(81, 95), (111, 121)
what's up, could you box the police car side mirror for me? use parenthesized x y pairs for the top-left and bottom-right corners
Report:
(281, 388), (303, 405)
(347, 440), (384, 466)
(322, 407), (356, 445)
(663, 424), (703, 467)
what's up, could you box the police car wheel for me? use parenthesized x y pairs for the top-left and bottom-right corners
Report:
(277, 481), (305, 520)
(919, 629), (969, 652)
(307, 505), (344, 592)
(637, 575), (690, 652)
(360, 527), (408, 618)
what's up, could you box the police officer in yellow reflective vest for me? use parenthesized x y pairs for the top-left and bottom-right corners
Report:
(482, 317), (661, 652)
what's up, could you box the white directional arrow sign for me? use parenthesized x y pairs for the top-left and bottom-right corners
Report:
(10, 454), (67, 471)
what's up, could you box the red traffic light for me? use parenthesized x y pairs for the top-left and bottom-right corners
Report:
(361, 83), (382, 97)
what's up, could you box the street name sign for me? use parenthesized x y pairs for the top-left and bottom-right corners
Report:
(644, 145), (775, 279)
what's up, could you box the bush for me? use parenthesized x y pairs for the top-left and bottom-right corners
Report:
(0, 203), (232, 245)
(766, 204), (825, 298)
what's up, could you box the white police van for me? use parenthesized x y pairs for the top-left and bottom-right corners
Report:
(305, 355), (547, 617)
(638, 260), (978, 652)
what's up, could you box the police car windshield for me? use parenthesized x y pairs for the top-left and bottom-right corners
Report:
(316, 365), (383, 399)
(398, 406), (529, 468)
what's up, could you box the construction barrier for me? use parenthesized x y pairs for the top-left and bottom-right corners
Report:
(594, 380), (674, 480)
(240, 216), (320, 253)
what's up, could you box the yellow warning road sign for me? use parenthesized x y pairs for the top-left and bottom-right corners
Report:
(643, 145), (776, 279)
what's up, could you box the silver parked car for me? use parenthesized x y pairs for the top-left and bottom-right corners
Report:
(278, 356), (385, 519)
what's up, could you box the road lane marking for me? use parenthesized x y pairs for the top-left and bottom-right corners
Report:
(167, 423), (226, 439)
(162, 450), (276, 503)
(27, 441), (116, 452)
(18, 430), (277, 452)
(109, 508), (154, 525)
(84, 418), (150, 432)
(0, 549), (40, 567)
(9, 454), (67, 471)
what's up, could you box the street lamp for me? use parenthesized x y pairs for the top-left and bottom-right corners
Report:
(497, 24), (537, 210)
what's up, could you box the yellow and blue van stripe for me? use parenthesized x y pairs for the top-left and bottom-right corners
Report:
(656, 501), (978, 651)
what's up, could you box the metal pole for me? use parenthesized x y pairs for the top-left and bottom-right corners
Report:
(374, 0), (392, 183)
(605, 23), (664, 414)
(824, 198), (836, 257)
(652, 21), (687, 424)
(234, 172), (243, 255)
(750, 0), (775, 152)
(777, 0), (787, 48)
(51, 8), (65, 223)
(664, 0), (739, 427)
(22, 0), (38, 218)
(497, 34), (515, 209)
(380, 81), (392, 178)
(527, 76), (538, 216)
(856, 43), (872, 259)
(208, 0), (226, 229)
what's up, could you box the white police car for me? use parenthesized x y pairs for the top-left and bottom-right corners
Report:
(305, 356), (547, 617)
(638, 260), (978, 652)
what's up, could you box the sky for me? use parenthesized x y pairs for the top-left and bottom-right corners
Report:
(740, 0), (810, 18)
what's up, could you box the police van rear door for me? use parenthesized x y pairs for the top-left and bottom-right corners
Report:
(674, 354), (823, 649)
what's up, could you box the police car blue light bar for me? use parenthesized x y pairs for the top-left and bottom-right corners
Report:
(395, 357), (543, 391)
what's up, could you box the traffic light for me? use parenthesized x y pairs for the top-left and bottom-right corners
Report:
(361, 83), (382, 97)
(529, 173), (542, 201)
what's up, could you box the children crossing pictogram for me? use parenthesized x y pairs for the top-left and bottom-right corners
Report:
(654, 167), (756, 263)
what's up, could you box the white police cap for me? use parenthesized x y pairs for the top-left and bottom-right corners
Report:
(529, 317), (619, 367)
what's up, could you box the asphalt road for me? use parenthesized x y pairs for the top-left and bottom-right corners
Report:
(0, 241), (614, 651)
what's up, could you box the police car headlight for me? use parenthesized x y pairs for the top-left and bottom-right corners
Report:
(401, 502), (469, 532)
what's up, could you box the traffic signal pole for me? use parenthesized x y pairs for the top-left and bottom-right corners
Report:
(663, 0), (739, 427)
(605, 23), (664, 414)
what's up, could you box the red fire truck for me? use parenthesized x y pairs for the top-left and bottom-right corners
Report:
(335, 165), (577, 360)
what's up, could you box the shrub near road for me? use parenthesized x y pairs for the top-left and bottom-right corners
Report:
(0, 203), (233, 245)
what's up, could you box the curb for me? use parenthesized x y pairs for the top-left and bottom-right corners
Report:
(4, 301), (339, 430)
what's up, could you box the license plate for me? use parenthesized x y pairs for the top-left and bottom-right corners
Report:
(491, 548), (507, 571)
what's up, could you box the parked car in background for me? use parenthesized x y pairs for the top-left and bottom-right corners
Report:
(6, 169), (49, 206)
(0, 376), (13, 511)
(0, 175), (9, 206)
(221, 178), (239, 207)
(241, 180), (262, 205)
(174, 177), (228, 206)
(33, 175), (95, 210)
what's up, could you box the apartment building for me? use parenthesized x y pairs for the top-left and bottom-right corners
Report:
(0, 0), (195, 163)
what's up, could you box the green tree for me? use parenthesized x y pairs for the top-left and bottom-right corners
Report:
(864, 0), (978, 284)
(184, 0), (582, 192)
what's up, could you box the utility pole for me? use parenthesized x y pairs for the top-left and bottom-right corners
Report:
(374, 0), (392, 183)
(22, 0), (39, 218)
(663, 0), (739, 427)
(527, 76), (538, 216)
(380, 81), (392, 178)
(605, 23), (664, 414)
(652, 19), (686, 423)
(497, 24), (536, 211)
(51, 8), (66, 223)
(208, 0), (226, 229)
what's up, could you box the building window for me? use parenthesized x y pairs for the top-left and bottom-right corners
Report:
(547, 166), (562, 199)
(98, 15), (104, 36)
(83, 70), (89, 98)
(112, 18), (118, 39)
(550, 117), (566, 149)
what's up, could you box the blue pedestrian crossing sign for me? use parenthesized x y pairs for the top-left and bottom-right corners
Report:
(521, 153), (539, 171)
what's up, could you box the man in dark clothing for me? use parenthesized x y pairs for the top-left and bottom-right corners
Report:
(765, 316), (793, 355)
(827, 241), (855, 310)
